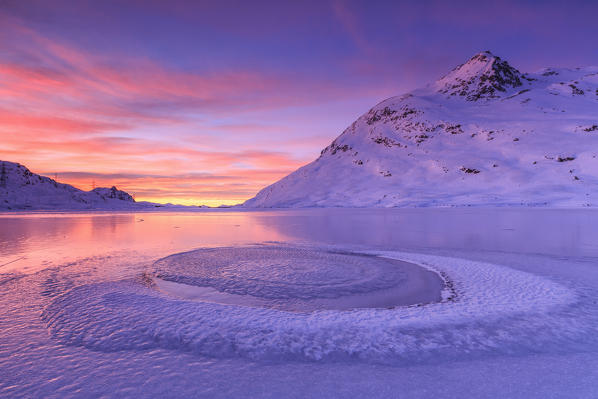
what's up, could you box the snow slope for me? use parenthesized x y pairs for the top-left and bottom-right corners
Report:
(0, 161), (192, 210)
(245, 51), (598, 207)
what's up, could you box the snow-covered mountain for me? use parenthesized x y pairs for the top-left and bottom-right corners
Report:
(245, 51), (598, 208)
(1, 161), (170, 210)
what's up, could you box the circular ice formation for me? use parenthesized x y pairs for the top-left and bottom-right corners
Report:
(151, 247), (442, 310)
(155, 247), (406, 299)
(42, 248), (581, 364)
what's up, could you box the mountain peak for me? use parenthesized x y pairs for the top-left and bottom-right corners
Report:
(91, 186), (135, 202)
(435, 51), (523, 101)
(244, 54), (598, 208)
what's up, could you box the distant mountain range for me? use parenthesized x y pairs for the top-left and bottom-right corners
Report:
(244, 51), (598, 207)
(0, 161), (201, 211)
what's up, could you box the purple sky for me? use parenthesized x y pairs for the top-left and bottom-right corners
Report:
(1, 0), (597, 205)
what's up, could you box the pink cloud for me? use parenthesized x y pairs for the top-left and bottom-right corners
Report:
(0, 13), (390, 204)
(331, 0), (372, 56)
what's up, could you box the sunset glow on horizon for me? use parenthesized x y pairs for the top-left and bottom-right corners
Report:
(2, 0), (597, 205)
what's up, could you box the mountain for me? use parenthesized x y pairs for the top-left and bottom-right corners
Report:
(0, 161), (137, 210)
(245, 51), (598, 208)
(0, 161), (199, 211)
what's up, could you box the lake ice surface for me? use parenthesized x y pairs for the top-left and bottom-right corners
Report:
(152, 246), (443, 311)
(1, 208), (598, 398)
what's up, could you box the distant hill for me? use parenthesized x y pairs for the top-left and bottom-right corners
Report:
(245, 51), (598, 208)
(0, 161), (201, 210)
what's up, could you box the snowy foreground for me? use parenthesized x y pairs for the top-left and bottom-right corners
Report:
(1, 209), (598, 398)
(246, 51), (598, 207)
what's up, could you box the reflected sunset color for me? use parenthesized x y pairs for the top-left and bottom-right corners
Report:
(0, 212), (292, 273)
(3, 208), (598, 275)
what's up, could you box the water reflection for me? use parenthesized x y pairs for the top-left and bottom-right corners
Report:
(1, 208), (597, 274)
(250, 208), (597, 256)
(0, 212), (290, 273)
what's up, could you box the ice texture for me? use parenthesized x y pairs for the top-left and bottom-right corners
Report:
(42, 247), (578, 364)
(154, 247), (409, 299)
(151, 246), (443, 311)
(3, 210), (598, 398)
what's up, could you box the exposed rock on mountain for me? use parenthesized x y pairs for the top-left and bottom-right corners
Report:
(245, 51), (598, 208)
(435, 51), (524, 100)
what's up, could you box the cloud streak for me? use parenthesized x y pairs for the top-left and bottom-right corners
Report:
(0, 13), (358, 204)
(2, 2), (598, 204)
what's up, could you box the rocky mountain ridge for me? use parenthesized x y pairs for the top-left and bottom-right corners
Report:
(245, 51), (598, 208)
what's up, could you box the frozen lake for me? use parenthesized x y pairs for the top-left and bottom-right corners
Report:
(1, 208), (598, 398)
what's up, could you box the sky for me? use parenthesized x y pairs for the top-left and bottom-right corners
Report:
(1, 0), (598, 206)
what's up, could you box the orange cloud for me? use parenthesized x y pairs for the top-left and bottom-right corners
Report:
(1, 14), (367, 205)
(34, 168), (297, 206)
